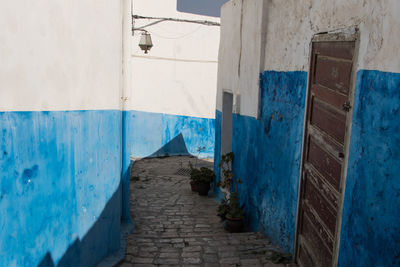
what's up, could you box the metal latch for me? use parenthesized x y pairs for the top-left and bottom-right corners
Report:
(343, 101), (352, 112)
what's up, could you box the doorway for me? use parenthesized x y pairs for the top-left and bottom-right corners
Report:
(221, 92), (233, 156)
(295, 33), (357, 267)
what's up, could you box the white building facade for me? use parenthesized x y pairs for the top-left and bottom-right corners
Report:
(124, 0), (224, 159)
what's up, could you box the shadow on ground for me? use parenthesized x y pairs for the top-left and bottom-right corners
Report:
(37, 179), (126, 267)
(37, 131), (213, 267)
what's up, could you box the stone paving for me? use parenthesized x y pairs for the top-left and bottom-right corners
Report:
(117, 156), (295, 267)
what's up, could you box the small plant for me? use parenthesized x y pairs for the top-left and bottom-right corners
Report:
(268, 251), (292, 264)
(188, 162), (215, 196)
(217, 152), (245, 232)
(194, 146), (206, 167)
(217, 152), (242, 193)
(218, 152), (235, 190)
(188, 162), (201, 182)
(199, 167), (215, 183)
(189, 162), (215, 183)
(226, 192), (243, 220)
(217, 196), (230, 219)
(131, 176), (140, 182)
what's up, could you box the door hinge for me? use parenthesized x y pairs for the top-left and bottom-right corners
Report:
(343, 101), (352, 112)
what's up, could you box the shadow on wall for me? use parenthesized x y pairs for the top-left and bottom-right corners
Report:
(124, 110), (215, 160)
(147, 133), (190, 158)
(176, 0), (229, 17)
(37, 180), (123, 267)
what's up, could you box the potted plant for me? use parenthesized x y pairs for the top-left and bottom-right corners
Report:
(217, 152), (244, 232)
(188, 146), (206, 192)
(225, 192), (244, 232)
(189, 163), (201, 192)
(189, 162), (215, 196)
(217, 196), (229, 221)
(196, 167), (215, 196)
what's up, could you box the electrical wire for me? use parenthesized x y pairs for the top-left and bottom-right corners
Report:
(146, 25), (203, 40)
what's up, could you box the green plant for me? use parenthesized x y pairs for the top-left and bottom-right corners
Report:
(226, 192), (243, 219)
(189, 162), (215, 184)
(193, 146), (206, 167)
(268, 251), (292, 264)
(218, 152), (234, 189)
(198, 167), (215, 183)
(217, 197), (230, 218)
(217, 152), (244, 220)
(217, 152), (242, 192)
(189, 162), (201, 182)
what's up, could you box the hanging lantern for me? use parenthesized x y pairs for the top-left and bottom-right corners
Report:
(139, 32), (153, 54)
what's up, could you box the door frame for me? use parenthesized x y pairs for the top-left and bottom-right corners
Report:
(293, 28), (360, 267)
(221, 90), (234, 157)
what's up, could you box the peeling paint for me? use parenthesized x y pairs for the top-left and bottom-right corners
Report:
(0, 110), (122, 267)
(215, 71), (307, 252)
(338, 70), (400, 267)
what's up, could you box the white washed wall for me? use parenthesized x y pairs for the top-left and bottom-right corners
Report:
(127, 0), (220, 119)
(263, 0), (400, 73)
(0, 0), (123, 112)
(217, 0), (400, 118)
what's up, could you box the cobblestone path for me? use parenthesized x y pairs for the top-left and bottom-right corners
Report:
(117, 156), (294, 267)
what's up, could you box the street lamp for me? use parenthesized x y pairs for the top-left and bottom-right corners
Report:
(138, 32), (153, 54)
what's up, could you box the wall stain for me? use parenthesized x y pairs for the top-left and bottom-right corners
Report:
(215, 71), (307, 253)
(339, 70), (400, 267)
(21, 165), (39, 185)
(0, 110), (122, 267)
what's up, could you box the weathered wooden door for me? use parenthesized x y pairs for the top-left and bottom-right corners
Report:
(295, 35), (356, 267)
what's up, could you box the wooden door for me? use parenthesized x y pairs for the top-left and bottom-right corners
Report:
(295, 37), (356, 267)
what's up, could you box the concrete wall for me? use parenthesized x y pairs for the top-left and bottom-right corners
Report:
(217, 0), (266, 118)
(215, 0), (400, 265)
(125, 0), (220, 159)
(0, 1), (125, 266)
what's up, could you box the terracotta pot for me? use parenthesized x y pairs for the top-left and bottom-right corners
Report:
(196, 182), (210, 196)
(225, 217), (244, 233)
(190, 181), (198, 192)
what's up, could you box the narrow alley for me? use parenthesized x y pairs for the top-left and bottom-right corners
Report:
(117, 156), (294, 267)
(2, 1), (399, 266)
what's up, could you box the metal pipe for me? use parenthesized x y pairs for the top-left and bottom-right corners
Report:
(132, 14), (220, 27)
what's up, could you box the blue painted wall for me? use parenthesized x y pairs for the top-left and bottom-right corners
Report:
(214, 69), (400, 265)
(123, 110), (215, 160)
(0, 108), (215, 266)
(213, 110), (223, 200)
(0, 110), (122, 267)
(338, 70), (400, 267)
(214, 71), (307, 252)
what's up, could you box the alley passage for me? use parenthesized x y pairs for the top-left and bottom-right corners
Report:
(117, 156), (294, 267)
